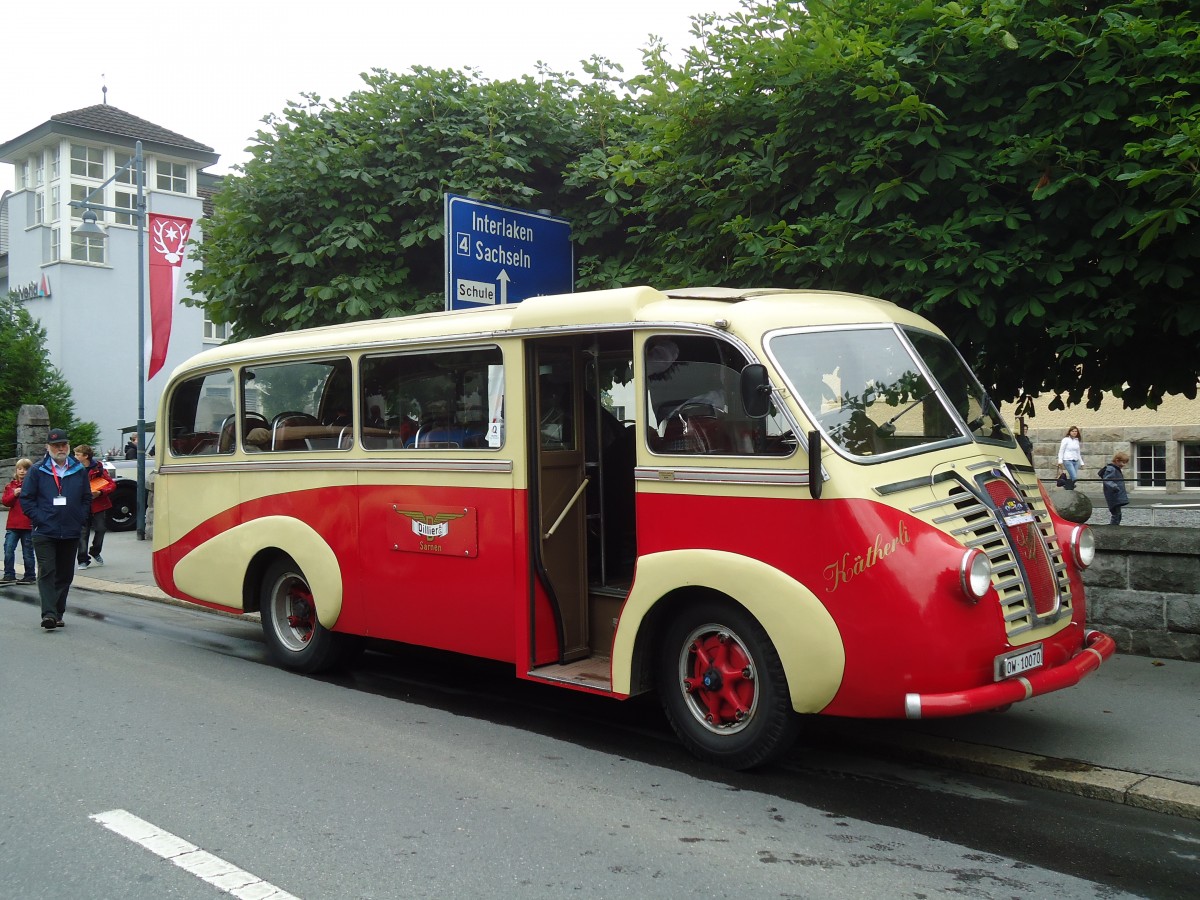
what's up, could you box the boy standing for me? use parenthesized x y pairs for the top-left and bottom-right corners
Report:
(2, 458), (36, 583)
(1099, 451), (1130, 526)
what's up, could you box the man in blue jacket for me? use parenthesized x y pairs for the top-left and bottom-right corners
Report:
(20, 428), (92, 630)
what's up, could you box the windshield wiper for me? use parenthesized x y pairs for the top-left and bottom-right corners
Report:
(876, 390), (936, 437)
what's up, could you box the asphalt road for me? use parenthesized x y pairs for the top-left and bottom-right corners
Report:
(4, 586), (1198, 899)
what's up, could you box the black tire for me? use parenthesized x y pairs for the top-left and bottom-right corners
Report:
(658, 600), (800, 770)
(260, 557), (356, 673)
(106, 482), (137, 532)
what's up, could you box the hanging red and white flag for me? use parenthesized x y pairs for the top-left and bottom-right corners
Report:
(147, 213), (194, 380)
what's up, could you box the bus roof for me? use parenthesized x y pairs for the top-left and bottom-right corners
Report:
(175, 286), (941, 372)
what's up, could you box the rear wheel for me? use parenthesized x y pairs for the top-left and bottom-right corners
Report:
(260, 557), (356, 673)
(658, 600), (800, 770)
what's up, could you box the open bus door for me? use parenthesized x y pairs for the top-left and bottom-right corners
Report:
(531, 344), (589, 662)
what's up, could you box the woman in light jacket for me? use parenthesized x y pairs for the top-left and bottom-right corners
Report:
(1057, 425), (1083, 490)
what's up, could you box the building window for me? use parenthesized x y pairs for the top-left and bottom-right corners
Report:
(34, 191), (44, 225)
(203, 318), (231, 342)
(70, 144), (104, 179)
(48, 185), (60, 223)
(18, 161), (30, 189)
(71, 183), (101, 221)
(115, 191), (136, 226)
(35, 158), (44, 186)
(1135, 442), (1166, 488)
(157, 161), (187, 193)
(1183, 444), (1200, 489)
(71, 232), (105, 264)
(49, 227), (61, 263)
(50, 146), (60, 180)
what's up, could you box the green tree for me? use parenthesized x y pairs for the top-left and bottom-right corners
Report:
(1, 293), (98, 454)
(616, 0), (1200, 409)
(189, 65), (637, 336)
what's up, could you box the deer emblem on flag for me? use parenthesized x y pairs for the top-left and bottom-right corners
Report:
(147, 213), (194, 379)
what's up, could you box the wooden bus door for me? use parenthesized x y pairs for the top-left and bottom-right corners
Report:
(532, 345), (589, 662)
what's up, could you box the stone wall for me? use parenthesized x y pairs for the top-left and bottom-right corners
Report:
(1084, 526), (1200, 661)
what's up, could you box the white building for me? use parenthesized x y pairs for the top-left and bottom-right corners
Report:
(0, 104), (227, 454)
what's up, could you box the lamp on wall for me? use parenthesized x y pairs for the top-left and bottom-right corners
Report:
(70, 140), (149, 540)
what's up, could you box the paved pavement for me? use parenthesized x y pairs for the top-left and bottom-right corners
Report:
(4, 526), (1199, 820)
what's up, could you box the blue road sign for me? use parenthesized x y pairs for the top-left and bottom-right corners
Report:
(444, 194), (573, 310)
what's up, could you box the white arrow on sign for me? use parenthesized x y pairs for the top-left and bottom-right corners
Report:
(496, 269), (510, 304)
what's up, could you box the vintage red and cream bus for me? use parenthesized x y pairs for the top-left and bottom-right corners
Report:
(153, 286), (1114, 768)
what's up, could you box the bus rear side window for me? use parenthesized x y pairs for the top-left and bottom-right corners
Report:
(167, 369), (235, 456)
(240, 358), (353, 452)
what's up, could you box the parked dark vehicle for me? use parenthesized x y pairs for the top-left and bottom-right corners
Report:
(107, 442), (154, 531)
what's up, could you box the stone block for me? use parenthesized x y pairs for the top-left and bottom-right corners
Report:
(1129, 554), (1200, 593)
(1088, 589), (1163, 630)
(1095, 525), (1200, 554)
(1083, 551), (1127, 589)
(1129, 630), (1200, 662)
(1166, 595), (1200, 634)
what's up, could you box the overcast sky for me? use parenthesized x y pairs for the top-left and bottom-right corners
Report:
(2, 0), (747, 195)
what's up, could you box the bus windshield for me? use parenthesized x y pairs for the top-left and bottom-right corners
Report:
(768, 325), (1013, 458)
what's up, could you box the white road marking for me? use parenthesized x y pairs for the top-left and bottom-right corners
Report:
(90, 809), (300, 899)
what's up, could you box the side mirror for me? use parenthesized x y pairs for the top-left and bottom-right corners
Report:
(740, 364), (772, 419)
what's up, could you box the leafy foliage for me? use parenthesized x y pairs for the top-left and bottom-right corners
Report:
(618, 0), (1200, 409)
(189, 65), (638, 335)
(1, 293), (98, 455)
(189, 1), (1200, 409)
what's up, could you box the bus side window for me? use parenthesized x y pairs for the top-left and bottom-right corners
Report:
(167, 369), (235, 457)
(360, 346), (503, 451)
(644, 336), (789, 457)
(239, 358), (352, 452)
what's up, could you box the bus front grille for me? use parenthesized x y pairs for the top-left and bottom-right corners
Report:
(910, 473), (1072, 639)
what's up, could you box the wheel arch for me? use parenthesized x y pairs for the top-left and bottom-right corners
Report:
(174, 516), (343, 627)
(613, 550), (846, 714)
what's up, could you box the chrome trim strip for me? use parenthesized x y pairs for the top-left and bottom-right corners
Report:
(875, 471), (960, 496)
(162, 457), (515, 476)
(904, 693), (922, 720)
(634, 466), (810, 486)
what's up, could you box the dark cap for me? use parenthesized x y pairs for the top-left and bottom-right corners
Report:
(47, 428), (70, 444)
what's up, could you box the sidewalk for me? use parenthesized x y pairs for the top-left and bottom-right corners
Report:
(11, 528), (1200, 819)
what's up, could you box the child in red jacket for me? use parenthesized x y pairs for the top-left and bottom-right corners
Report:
(2, 458), (36, 583)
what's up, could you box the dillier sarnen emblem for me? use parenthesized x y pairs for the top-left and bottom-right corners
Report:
(394, 509), (466, 539)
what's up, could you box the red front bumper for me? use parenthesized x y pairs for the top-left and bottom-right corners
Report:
(903, 630), (1116, 719)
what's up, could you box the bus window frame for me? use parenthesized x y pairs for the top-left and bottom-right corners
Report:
(763, 322), (975, 466)
(358, 343), (506, 453)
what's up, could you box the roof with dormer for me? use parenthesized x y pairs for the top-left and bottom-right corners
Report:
(0, 104), (219, 166)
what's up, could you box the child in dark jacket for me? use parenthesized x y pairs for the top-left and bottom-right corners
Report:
(2, 458), (37, 583)
(1098, 451), (1130, 525)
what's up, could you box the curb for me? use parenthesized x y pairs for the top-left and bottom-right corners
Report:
(64, 576), (1200, 820)
(837, 728), (1200, 821)
(72, 575), (256, 621)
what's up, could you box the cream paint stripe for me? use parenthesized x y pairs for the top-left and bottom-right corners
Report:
(90, 809), (300, 900)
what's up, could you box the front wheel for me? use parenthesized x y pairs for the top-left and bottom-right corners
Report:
(260, 557), (357, 673)
(658, 601), (800, 770)
(106, 482), (136, 532)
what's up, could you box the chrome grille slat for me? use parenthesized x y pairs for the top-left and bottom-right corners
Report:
(899, 473), (1073, 639)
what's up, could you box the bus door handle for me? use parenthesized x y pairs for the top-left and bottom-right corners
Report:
(544, 478), (590, 540)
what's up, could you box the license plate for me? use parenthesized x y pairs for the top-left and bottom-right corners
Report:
(995, 643), (1043, 681)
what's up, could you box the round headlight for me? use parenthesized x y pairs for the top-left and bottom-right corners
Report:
(960, 548), (992, 601)
(1071, 525), (1096, 569)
